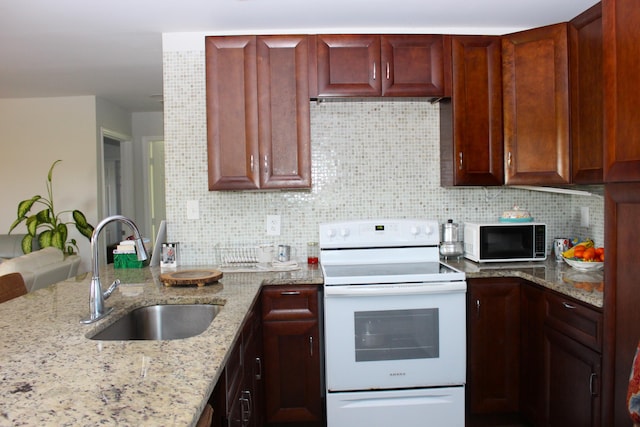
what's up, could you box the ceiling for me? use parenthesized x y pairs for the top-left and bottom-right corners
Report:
(0, 0), (598, 112)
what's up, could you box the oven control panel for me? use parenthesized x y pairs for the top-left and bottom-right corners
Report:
(319, 219), (439, 249)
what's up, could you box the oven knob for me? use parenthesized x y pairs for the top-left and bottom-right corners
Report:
(340, 228), (350, 238)
(424, 224), (435, 235)
(326, 228), (337, 238)
(410, 226), (420, 236)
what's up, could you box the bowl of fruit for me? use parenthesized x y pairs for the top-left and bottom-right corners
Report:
(562, 240), (605, 271)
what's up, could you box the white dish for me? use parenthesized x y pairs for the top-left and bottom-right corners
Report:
(563, 257), (604, 271)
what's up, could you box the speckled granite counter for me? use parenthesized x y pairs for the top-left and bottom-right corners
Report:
(444, 258), (604, 308)
(0, 264), (323, 427)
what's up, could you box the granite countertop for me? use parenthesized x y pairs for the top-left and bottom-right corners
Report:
(445, 258), (604, 308)
(0, 263), (322, 427)
(0, 257), (600, 426)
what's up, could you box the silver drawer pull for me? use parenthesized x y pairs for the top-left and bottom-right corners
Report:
(562, 302), (576, 309)
(281, 291), (301, 296)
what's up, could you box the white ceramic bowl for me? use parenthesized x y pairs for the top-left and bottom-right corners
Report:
(563, 257), (604, 271)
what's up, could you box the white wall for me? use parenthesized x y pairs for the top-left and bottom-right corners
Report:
(0, 96), (98, 271)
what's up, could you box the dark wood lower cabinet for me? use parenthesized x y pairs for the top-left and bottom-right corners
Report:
(261, 285), (323, 427)
(467, 278), (603, 427)
(544, 326), (601, 427)
(467, 278), (524, 427)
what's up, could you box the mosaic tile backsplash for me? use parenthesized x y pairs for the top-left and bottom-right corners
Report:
(163, 50), (604, 265)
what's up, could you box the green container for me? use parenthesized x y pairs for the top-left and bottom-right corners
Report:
(113, 252), (143, 269)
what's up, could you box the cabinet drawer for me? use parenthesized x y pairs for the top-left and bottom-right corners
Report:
(261, 285), (318, 321)
(544, 292), (603, 351)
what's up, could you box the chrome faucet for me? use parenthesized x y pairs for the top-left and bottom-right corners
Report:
(80, 215), (148, 324)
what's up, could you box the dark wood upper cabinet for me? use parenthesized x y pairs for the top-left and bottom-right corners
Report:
(205, 35), (311, 191)
(603, 0), (640, 182)
(502, 23), (571, 185)
(315, 34), (447, 98)
(440, 35), (504, 186)
(206, 36), (260, 190)
(570, 3), (604, 184)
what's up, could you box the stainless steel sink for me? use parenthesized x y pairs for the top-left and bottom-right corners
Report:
(89, 304), (222, 340)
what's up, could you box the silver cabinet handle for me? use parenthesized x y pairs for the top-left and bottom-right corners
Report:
(281, 291), (300, 296)
(309, 336), (314, 357)
(507, 151), (512, 167)
(250, 155), (254, 171)
(459, 152), (463, 170)
(255, 357), (262, 380)
(373, 62), (376, 80)
(562, 302), (576, 309)
(240, 390), (251, 426)
(386, 62), (390, 80)
(476, 299), (480, 318)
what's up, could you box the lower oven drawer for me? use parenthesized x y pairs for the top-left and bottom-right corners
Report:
(327, 387), (464, 427)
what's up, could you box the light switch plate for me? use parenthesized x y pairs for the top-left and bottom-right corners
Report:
(186, 200), (199, 220)
(580, 206), (589, 228)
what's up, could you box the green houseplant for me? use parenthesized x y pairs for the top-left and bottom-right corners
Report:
(9, 160), (94, 255)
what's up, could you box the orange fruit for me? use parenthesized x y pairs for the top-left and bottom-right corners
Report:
(595, 247), (605, 256)
(582, 247), (596, 261)
(574, 246), (586, 259)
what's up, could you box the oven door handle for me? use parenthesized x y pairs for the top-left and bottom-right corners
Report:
(324, 282), (466, 297)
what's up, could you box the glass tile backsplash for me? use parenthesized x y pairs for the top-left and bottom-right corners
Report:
(163, 49), (604, 265)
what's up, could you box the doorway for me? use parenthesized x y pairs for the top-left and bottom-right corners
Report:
(100, 130), (134, 262)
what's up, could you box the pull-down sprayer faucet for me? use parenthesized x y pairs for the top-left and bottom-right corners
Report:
(80, 215), (148, 324)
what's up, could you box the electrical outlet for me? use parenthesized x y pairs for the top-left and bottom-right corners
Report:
(266, 215), (281, 236)
(186, 200), (199, 220)
(580, 206), (589, 228)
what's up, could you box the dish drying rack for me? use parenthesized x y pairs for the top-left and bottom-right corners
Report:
(215, 244), (300, 273)
(216, 245), (259, 268)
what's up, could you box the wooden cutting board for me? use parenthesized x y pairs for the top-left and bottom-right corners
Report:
(159, 269), (223, 287)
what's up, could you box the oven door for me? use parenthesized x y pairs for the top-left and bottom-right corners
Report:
(324, 281), (466, 391)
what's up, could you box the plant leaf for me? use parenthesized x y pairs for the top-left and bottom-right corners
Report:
(21, 235), (34, 254)
(38, 230), (53, 248)
(48, 160), (62, 182)
(26, 215), (39, 236)
(72, 210), (89, 228)
(76, 223), (94, 240)
(17, 196), (41, 218)
(8, 217), (26, 234)
(35, 208), (52, 224)
(51, 229), (64, 250)
(56, 223), (68, 247)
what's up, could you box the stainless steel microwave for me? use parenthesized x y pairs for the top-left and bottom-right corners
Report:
(463, 222), (547, 262)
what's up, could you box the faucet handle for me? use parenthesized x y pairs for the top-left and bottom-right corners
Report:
(103, 279), (121, 300)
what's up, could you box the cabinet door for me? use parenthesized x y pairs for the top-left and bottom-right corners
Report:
(256, 36), (312, 189)
(380, 35), (446, 96)
(603, 183), (640, 426)
(603, 0), (640, 182)
(520, 284), (545, 427)
(467, 278), (521, 414)
(570, 4), (604, 184)
(544, 327), (601, 427)
(316, 34), (381, 97)
(206, 36), (260, 190)
(440, 35), (504, 186)
(262, 319), (322, 425)
(502, 23), (571, 185)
